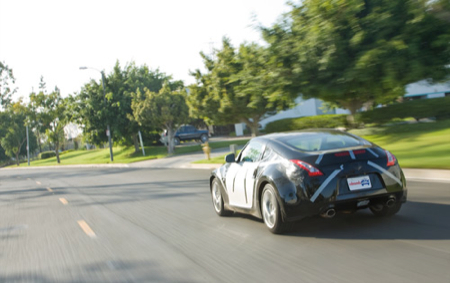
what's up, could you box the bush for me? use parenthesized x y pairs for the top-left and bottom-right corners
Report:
(39, 151), (56, 159)
(359, 97), (450, 124)
(264, 114), (349, 133)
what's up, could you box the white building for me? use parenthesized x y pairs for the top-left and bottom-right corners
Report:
(234, 80), (450, 136)
(404, 80), (450, 100)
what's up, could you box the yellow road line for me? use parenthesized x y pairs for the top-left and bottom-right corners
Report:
(77, 220), (96, 238)
(36, 181), (41, 185)
(59, 198), (68, 205)
(46, 187), (53, 192)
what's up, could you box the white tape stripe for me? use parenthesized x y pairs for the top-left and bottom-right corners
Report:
(315, 154), (324, 165)
(367, 161), (402, 186)
(310, 168), (342, 202)
(367, 148), (379, 158)
(349, 150), (355, 160)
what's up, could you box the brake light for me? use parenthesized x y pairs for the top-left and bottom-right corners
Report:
(385, 150), (396, 166)
(290, 160), (323, 177)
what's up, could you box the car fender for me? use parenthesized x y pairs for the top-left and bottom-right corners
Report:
(210, 166), (230, 205)
(254, 162), (298, 220)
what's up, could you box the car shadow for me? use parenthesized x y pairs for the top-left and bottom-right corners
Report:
(282, 201), (450, 240)
(230, 201), (450, 240)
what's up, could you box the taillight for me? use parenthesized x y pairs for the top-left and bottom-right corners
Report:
(385, 150), (396, 166)
(290, 160), (323, 177)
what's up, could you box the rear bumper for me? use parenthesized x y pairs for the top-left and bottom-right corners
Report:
(282, 188), (407, 222)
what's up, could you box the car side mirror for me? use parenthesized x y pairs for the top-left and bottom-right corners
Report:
(225, 153), (236, 163)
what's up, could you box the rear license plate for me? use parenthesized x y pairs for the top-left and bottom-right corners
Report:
(347, 176), (372, 191)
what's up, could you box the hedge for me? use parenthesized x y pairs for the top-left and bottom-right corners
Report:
(359, 96), (450, 124)
(39, 151), (56, 159)
(264, 114), (349, 133)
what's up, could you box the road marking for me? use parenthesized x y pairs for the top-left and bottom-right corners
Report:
(59, 198), (68, 205)
(47, 187), (53, 192)
(77, 220), (96, 238)
(36, 181), (41, 185)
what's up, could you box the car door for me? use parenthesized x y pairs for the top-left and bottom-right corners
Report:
(186, 125), (197, 140)
(225, 141), (264, 208)
(177, 126), (187, 140)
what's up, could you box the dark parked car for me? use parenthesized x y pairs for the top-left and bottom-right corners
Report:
(210, 129), (407, 234)
(160, 125), (209, 145)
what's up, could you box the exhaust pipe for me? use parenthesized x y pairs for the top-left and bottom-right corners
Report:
(386, 197), (396, 208)
(321, 208), (336, 218)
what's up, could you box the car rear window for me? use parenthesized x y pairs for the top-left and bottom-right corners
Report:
(279, 132), (369, 151)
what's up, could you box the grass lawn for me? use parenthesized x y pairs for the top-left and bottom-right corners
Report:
(350, 120), (450, 169)
(11, 139), (250, 168)
(194, 120), (450, 169)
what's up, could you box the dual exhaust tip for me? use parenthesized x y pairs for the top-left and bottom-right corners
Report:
(321, 197), (396, 218)
(321, 208), (336, 218)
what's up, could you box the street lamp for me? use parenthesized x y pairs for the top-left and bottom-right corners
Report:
(79, 66), (114, 162)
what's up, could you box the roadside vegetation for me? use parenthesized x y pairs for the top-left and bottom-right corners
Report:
(1, 1), (450, 168)
(194, 120), (450, 170)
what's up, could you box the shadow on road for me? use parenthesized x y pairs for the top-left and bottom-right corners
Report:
(230, 201), (450, 240)
(281, 201), (450, 240)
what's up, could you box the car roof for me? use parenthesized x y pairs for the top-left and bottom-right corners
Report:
(250, 129), (370, 156)
(253, 129), (351, 142)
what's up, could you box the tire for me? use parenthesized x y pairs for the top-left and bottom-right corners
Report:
(211, 179), (232, 216)
(200, 134), (208, 143)
(174, 137), (181, 145)
(369, 202), (402, 217)
(261, 184), (291, 234)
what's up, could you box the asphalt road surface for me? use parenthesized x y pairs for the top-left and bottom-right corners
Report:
(0, 167), (449, 283)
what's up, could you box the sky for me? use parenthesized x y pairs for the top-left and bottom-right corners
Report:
(0, 0), (291, 100)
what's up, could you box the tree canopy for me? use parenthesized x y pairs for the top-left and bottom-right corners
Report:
(131, 82), (189, 154)
(0, 100), (37, 165)
(263, 0), (450, 119)
(29, 86), (70, 164)
(76, 61), (183, 152)
(0, 61), (16, 109)
(188, 38), (297, 136)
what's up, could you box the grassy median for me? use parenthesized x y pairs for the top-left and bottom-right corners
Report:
(12, 139), (249, 167)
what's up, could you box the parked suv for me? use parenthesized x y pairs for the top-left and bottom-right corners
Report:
(160, 125), (209, 145)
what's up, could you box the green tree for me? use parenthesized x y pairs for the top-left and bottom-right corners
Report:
(76, 61), (183, 152)
(0, 100), (31, 165)
(28, 76), (50, 153)
(0, 61), (16, 109)
(264, 0), (450, 122)
(131, 82), (188, 154)
(188, 38), (296, 136)
(29, 87), (70, 164)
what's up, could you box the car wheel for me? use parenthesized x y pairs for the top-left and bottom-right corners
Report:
(261, 184), (291, 234)
(369, 202), (402, 217)
(200, 134), (208, 143)
(211, 179), (232, 216)
(174, 137), (180, 145)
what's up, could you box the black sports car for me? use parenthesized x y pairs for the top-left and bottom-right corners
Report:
(210, 129), (407, 234)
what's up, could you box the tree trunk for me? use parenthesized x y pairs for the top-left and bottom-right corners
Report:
(132, 133), (139, 153)
(55, 140), (60, 164)
(15, 137), (27, 166)
(341, 99), (363, 127)
(167, 127), (175, 154)
(15, 151), (20, 166)
(243, 117), (260, 137)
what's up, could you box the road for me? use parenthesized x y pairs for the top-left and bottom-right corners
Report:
(0, 167), (449, 282)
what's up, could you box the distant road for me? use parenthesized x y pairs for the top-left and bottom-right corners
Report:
(1, 168), (449, 282)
